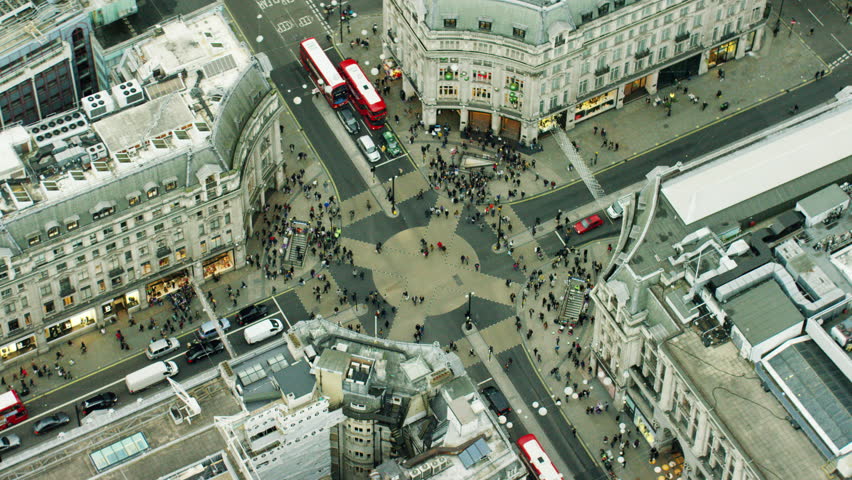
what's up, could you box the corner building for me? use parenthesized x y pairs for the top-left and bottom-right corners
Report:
(384, 0), (767, 142)
(0, 8), (286, 365)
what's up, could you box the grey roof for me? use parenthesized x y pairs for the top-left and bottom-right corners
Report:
(316, 349), (350, 374)
(442, 376), (475, 401)
(726, 281), (803, 346)
(796, 184), (849, 218)
(93, 94), (194, 153)
(0, 148), (218, 251)
(273, 360), (315, 398)
(423, 0), (641, 46)
(458, 438), (491, 469)
(765, 340), (852, 452)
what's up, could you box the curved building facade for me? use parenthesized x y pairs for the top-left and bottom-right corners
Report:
(384, 0), (767, 142)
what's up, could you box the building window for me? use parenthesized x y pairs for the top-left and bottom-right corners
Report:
(141, 261), (152, 274)
(28, 234), (41, 246)
(47, 226), (60, 238)
(472, 87), (491, 99)
(81, 286), (92, 299)
(97, 279), (106, 292)
(44, 300), (55, 314)
(513, 27), (526, 39)
(147, 187), (159, 198)
(174, 230), (184, 242)
(0, 288), (11, 299)
(128, 195), (140, 206)
(438, 85), (458, 98)
(200, 240), (208, 254)
(154, 223), (165, 233)
(659, 46), (668, 61)
(3, 303), (15, 314)
(7, 318), (20, 332)
(471, 70), (492, 83)
(159, 257), (170, 267)
(578, 79), (589, 96)
(554, 33), (565, 46)
(478, 20), (492, 31)
(443, 18), (456, 28)
(63, 295), (74, 307)
(176, 247), (187, 260)
(164, 179), (178, 191)
(67, 219), (79, 231)
(92, 205), (115, 221)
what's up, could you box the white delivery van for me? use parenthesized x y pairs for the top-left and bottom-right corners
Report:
(606, 193), (633, 220)
(125, 361), (179, 394)
(244, 318), (284, 344)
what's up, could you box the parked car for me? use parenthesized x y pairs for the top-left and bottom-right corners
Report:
(33, 412), (71, 435)
(573, 214), (604, 235)
(237, 304), (270, 325)
(480, 386), (511, 415)
(0, 434), (21, 454)
(356, 135), (381, 163)
(81, 392), (118, 416)
(381, 131), (402, 156)
(196, 318), (231, 341)
(145, 337), (181, 360)
(336, 106), (360, 134)
(185, 339), (225, 364)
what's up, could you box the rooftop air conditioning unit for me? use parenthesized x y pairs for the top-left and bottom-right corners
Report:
(112, 80), (146, 109)
(30, 112), (88, 148)
(82, 91), (116, 120)
(87, 143), (107, 163)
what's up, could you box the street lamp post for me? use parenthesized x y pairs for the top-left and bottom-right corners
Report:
(391, 175), (397, 214)
(774, 0), (786, 36)
(496, 207), (503, 248)
(465, 292), (475, 330)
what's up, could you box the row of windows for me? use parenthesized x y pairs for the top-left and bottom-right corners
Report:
(440, 18), (527, 39)
(28, 181), (181, 247)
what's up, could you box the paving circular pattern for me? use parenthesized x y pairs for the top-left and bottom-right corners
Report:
(371, 226), (481, 315)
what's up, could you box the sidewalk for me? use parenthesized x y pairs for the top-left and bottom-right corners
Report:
(0, 104), (334, 402)
(515, 237), (677, 480)
(335, 17), (824, 205)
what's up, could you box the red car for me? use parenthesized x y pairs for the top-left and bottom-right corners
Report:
(574, 214), (604, 234)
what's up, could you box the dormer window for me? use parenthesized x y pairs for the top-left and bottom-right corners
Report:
(47, 226), (60, 238)
(443, 18), (457, 29)
(513, 27), (526, 39)
(555, 33), (565, 46)
(164, 177), (178, 191)
(478, 20), (492, 32)
(147, 186), (159, 198)
(28, 234), (41, 246)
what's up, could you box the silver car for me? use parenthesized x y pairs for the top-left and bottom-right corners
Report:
(0, 434), (21, 453)
(146, 337), (180, 360)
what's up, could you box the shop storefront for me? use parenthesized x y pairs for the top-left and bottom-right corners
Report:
(382, 58), (402, 79)
(657, 54), (701, 89)
(574, 89), (617, 122)
(538, 114), (559, 134)
(45, 308), (97, 342)
(146, 270), (190, 303)
(0, 334), (37, 360)
(468, 111), (491, 132)
(500, 117), (521, 141)
(624, 394), (656, 444)
(203, 250), (234, 279)
(707, 39), (738, 68)
(623, 76), (648, 100)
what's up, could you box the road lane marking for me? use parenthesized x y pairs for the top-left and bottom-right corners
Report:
(477, 377), (493, 386)
(555, 231), (566, 246)
(270, 295), (293, 328)
(375, 154), (406, 168)
(831, 34), (850, 55)
(807, 9), (824, 26)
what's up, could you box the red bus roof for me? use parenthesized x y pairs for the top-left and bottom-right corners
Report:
(300, 38), (345, 88)
(339, 60), (384, 107)
(517, 434), (563, 480)
(0, 390), (21, 409)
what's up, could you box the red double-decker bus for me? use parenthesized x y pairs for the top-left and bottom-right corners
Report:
(299, 38), (348, 108)
(517, 434), (563, 480)
(338, 59), (387, 129)
(0, 390), (28, 431)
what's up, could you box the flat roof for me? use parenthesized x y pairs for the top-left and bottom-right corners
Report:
(726, 281), (803, 345)
(661, 103), (852, 225)
(797, 184), (849, 217)
(765, 339), (852, 455)
(666, 332), (824, 479)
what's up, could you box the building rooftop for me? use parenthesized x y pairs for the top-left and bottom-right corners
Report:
(0, 0), (85, 58)
(93, 0), (217, 49)
(763, 338), (852, 457)
(797, 184), (850, 219)
(725, 281), (803, 346)
(666, 331), (825, 480)
(661, 101), (852, 226)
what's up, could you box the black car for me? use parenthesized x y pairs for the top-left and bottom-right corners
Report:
(81, 392), (118, 416)
(481, 386), (511, 415)
(185, 339), (225, 363)
(237, 304), (269, 325)
(33, 412), (71, 435)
